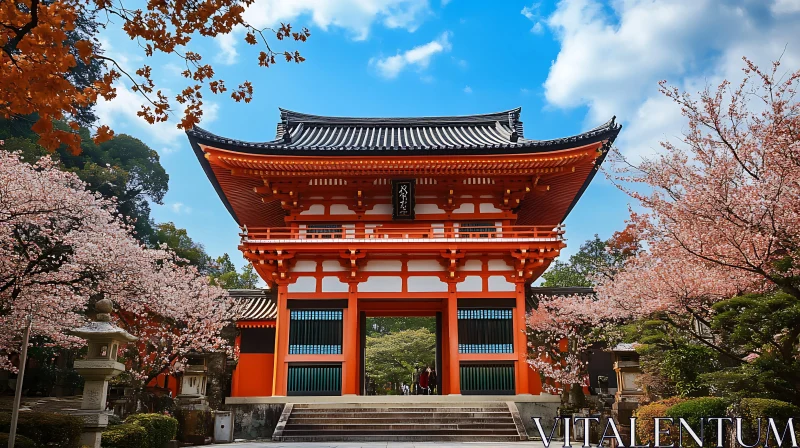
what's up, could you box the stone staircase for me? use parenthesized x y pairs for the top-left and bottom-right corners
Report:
(273, 401), (528, 442)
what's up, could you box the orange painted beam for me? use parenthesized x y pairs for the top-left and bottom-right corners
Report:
(446, 284), (460, 395)
(343, 285), (358, 394)
(514, 282), (531, 394)
(272, 284), (289, 396)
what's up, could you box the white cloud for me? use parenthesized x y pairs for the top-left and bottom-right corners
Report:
(463, 85), (472, 94)
(95, 84), (220, 154)
(452, 57), (468, 69)
(215, 33), (240, 65)
(521, 3), (545, 34)
(543, 0), (800, 160)
(216, 0), (431, 65)
(371, 31), (452, 79)
(170, 203), (192, 214)
(772, 0), (800, 13)
(520, 87), (531, 95)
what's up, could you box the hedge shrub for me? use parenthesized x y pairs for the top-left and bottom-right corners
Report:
(738, 398), (800, 446)
(635, 397), (687, 446)
(125, 413), (178, 448)
(0, 433), (37, 448)
(665, 397), (729, 447)
(101, 423), (147, 448)
(0, 412), (83, 447)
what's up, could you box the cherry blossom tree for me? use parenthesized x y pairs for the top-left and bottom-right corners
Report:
(526, 227), (641, 398)
(0, 151), (234, 381)
(611, 57), (800, 300)
(597, 57), (800, 358)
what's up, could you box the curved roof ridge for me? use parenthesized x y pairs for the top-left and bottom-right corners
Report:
(279, 107), (523, 126)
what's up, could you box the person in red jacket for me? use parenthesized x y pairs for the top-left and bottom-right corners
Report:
(419, 366), (430, 395)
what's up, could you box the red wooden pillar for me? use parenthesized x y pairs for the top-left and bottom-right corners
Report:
(446, 283), (460, 395)
(272, 283), (290, 396)
(515, 282), (531, 394)
(342, 283), (359, 395)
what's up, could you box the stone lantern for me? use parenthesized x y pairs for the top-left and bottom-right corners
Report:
(70, 299), (136, 448)
(610, 343), (643, 448)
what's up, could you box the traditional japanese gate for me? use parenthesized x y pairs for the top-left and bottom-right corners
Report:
(190, 108), (621, 397)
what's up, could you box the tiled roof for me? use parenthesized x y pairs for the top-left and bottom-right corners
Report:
(229, 289), (277, 320)
(187, 108), (620, 155)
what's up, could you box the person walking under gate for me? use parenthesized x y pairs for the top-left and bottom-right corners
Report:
(428, 367), (438, 395)
(412, 366), (421, 395)
(419, 366), (429, 395)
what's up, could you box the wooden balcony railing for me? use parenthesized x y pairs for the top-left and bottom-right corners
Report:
(240, 224), (564, 242)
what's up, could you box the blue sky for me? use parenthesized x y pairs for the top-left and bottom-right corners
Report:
(95, 0), (800, 270)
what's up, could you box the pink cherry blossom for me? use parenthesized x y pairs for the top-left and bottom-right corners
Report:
(0, 151), (235, 381)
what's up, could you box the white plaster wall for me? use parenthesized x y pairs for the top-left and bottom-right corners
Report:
(407, 276), (448, 292)
(363, 260), (403, 272)
(321, 276), (349, 293)
(407, 260), (443, 272)
(459, 276), (483, 292)
(416, 204), (444, 215)
(300, 204), (325, 215)
(292, 260), (318, 272)
(288, 276), (316, 293)
(321, 260), (347, 272)
(488, 259), (513, 271)
(365, 204), (393, 215)
(488, 275), (515, 292)
(462, 259), (483, 271)
(359, 276), (402, 292)
(330, 204), (356, 215)
(480, 203), (502, 213)
(452, 203), (475, 214)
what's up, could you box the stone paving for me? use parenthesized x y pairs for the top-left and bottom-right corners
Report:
(230, 442), (547, 448)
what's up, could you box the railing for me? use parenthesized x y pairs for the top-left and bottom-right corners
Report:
(241, 224), (563, 242)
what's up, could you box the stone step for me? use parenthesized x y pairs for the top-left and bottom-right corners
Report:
(287, 417), (516, 425)
(276, 401), (526, 442)
(282, 429), (520, 436)
(279, 435), (523, 443)
(292, 402), (509, 409)
(286, 423), (519, 431)
(292, 408), (508, 417)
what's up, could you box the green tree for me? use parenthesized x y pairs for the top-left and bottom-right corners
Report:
(699, 292), (800, 405)
(365, 328), (436, 394)
(153, 222), (212, 272)
(209, 254), (260, 289)
(366, 317), (435, 337)
(541, 232), (637, 287)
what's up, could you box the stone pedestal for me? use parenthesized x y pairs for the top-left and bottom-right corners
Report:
(69, 300), (136, 448)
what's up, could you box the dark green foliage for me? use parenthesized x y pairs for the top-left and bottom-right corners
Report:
(209, 253), (260, 289)
(0, 433), (37, 448)
(101, 423), (148, 448)
(0, 412), (83, 447)
(365, 326), (436, 393)
(697, 292), (800, 405)
(124, 413), (179, 448)
(366, 316), (436, 337)
(736, 398), (800, 446)
(665, 397), (729, 447)
(153, 222), (212, 272)
(619, 318), (721, 399)
(541, 234), (633, 287)
(701, 356), (800, 405)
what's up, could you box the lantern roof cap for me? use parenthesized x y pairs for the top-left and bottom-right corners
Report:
(70, 321), (137, 342)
